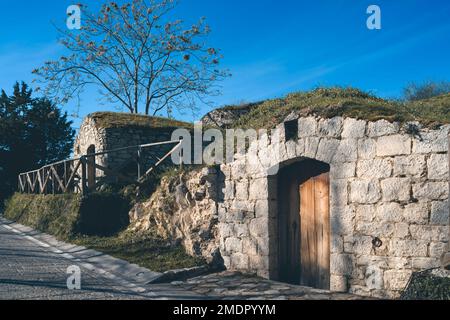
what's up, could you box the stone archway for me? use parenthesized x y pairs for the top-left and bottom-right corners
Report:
(276, 158), (331, 290)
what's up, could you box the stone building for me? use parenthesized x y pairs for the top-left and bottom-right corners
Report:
(217, 116), (450, 298)
(74, 112), (190, 184)
(75, 112), (450, 298)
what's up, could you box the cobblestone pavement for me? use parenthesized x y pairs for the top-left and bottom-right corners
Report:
(171, 272), (367, 300)
(0, 220), (366, 300)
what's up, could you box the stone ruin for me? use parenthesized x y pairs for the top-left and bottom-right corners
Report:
(74, 112), (450, 298)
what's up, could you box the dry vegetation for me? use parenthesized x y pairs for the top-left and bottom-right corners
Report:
(225, 87), (450, 130)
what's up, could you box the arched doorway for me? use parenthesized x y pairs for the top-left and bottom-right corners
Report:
(86, 145), (96, 191)
(277, 159), (331, 290)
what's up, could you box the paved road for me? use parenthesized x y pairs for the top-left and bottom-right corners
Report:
(0, 222), (201, 300)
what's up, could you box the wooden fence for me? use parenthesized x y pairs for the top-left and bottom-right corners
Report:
(18, 140), (183, 195)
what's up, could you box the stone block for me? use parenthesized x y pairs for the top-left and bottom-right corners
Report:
(429, 242), (447, 258)
(233, 224), (249, 237)
(410, 225), (448, 242)
(285, 140), (297, 159)
(231, 160), (247, 180)
(235, 179), (249, 200)
(330, 179), (348, 207)
(349, 179), (381, 204)
(331, 254), (354, 276)
(356, 221), (394, 238)
(242, 237), (258, 256)
(223, 181), (235, 200)
(430, 201), (449, 225)
(413, 182), (449, 200)
(318, 117), (344, 137)
(358, 138), (376, 159)
(298, 117), (317, 138)
(231, 253), (249, 270)
(413, 128), (449, 153)
(256, 237), (270, 256)
(365, 265), (384, 290)
(331, 206), (355, 236)
(330, 275), (348, 292)
(330, 162), (356, 179)
(376, 135), (411, 157)
(367, 120), (399, 137)
(316, 138), (340, 163)
(303, 137), (320, 159)
(383, 270), (412, 291)
(357, 158), (392, 178)
(249, 178), (269, 200)
(342, 118), (366, 138)
(355, 205), (376, 222)
(254, 200), (269, 218)
(332, 139), (358, 163)
(249, 255), (269, 271)
(225, 237), (242, 253)
(218, 223), (233, 238)
(376, 202), (404, 222)
(427, 154), (449, 180)
(393, 155), (426, 178)
(381, 178), (411, 202)
(390, 240), (428, 257)
(343, 235), (373, 255)
(412, 257), (440, 270)
(249, 218), (269, 238)
(394, 223), (410, 239)
(331, 235), (344, 253)
(403, 202), (429, 224)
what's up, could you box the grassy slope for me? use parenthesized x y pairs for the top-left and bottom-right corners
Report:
(3, 193), (203, 272)
(89, 112), (193, 129)
(225, 88), (450, 130)
(72, 233), (204, 273)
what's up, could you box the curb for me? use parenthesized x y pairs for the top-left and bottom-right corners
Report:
(148, 265), (211, 284)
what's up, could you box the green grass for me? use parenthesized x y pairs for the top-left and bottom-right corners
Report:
(72, 232), (205, 273)
(220, 87), (450, 130)
(3, 192), (204, 272)
(3, 193), (82, 239)
(89, 112), (193, 129)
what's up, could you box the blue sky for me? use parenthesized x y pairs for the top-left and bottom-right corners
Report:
(1, 0), (449, 128)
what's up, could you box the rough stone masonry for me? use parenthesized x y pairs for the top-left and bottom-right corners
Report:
(218, 116), (449, 299)
(75, 114), (450, 299)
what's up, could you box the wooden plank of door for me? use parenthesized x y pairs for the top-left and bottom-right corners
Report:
(314, 173), (330, 290)
(300, 178), (316, 287)
(278, 180), (288, 280)
(288, 177), (300, 283)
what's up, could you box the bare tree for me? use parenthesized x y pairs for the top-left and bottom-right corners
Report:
(33, 0), (229, 116)
(404, 81), (450, 101)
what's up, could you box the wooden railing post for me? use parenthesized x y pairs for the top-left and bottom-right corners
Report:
(137, 146), (142, 180)
(81, 156), (88, 196)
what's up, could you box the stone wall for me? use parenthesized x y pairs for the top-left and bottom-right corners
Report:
(218, 116), (450, 298)
(74, 115), (179, 179)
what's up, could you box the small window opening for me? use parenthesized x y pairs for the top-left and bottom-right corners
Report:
(284, 120), (298, 142)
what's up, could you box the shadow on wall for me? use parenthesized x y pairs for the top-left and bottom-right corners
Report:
(77, 193), (131, 236)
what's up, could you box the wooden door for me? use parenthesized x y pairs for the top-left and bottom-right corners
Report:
(277, 160), (330, 290)
(299, 172), (330, 290)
